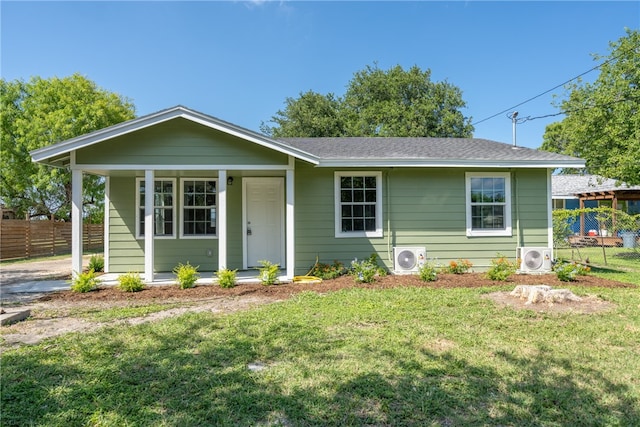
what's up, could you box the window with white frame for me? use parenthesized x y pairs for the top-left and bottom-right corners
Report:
(465, 172), (511, 236)
(181, 179), (217, 237)
(136, 178), (176, 238)
(335, 172), (383, 238)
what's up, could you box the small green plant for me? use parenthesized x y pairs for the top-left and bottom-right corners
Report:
(117, 272), (144, 292)
(217, 268), (238, 288)
(258, 260), (279, 285)
(486, 254), (516, 281)
(350, 253), (387, 284)
(418, 262), (438, 282)
(445, 259), (473, 274)
(70, 269), (99, 293)
(88, 254), (104, 272)
(307, 260), (347, 280)
(554, 261), (591, 282)
(173, 262), (200, 289)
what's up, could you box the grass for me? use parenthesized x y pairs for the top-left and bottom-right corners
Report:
(555, 247), (639, 285)
(2, 286), (639, 426)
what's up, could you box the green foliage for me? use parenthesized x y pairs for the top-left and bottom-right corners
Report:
(88, 254), (104, 272)
(216, 268), (238, 289)
(417, 262), (438, 282)
(263, 63), (473, 138)
(173, 262), (200, 289)
(486, 254), (517, 281)
(257, 260), (279, 285)
(541, 29), (640, 184)
(554, 261), (591, 282)
(70, 269), (99, 293)
(117, 272), (144, 292)
(553, 207), (640, 244)
(445, 259), (473, 274)
(307, 260), (348, 280)
(0, 74), (135, 220)
(350, 253), (387, 283)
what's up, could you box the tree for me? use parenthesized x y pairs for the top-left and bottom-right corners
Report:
(541, 29), (640, 184)
(263, 64), (474, 138)
(0, 74), (135, 220)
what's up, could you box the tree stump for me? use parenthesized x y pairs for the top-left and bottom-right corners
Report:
(510, 285), (582, 305)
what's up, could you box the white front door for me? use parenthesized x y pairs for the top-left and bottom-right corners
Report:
(244, 178), (284, 268)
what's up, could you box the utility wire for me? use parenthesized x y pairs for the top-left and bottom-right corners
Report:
(472, 44), (633, 127)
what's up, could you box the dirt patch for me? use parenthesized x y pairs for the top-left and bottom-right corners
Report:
(483, 291), (616, 314)
(1, 273), (633, 351)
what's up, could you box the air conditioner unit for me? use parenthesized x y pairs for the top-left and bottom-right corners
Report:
(393, 247), (426, 274)
(516, 247), (552, 273)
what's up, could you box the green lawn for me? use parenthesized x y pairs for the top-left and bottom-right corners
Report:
(2, 286), (639, 426)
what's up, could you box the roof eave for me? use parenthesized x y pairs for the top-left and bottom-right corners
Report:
(315, 159), (586, 168)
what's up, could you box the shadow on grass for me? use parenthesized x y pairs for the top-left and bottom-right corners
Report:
(2, 312), (638, 426)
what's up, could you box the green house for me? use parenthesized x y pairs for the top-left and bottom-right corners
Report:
(31, 106), (585, 281)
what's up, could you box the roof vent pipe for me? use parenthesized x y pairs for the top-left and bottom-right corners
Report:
(510, 111), (519, 147)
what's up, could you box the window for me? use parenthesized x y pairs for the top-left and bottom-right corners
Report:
(335, 172), (382, 238)
(136, 178), (176, 238)
(465, 172), (511, 236)
(181, 179), (217, 238)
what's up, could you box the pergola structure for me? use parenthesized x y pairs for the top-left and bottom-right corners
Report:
(576, 188), (640, 239)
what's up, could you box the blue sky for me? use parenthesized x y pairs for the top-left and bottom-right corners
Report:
(2, 1), (638, 148)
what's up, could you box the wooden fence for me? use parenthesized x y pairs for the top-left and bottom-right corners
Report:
(0, 219), (103, 261)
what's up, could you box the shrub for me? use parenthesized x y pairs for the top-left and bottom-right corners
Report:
(445, 259), (473, 274)
(70, 269), (99, 293)
(173, 262), (200, 289)
(258, 260), (279, 285)
(307, 260), (347, 280)
(350, 253), (387, 284)
(486, 254), (516, 281)
(117, 272), (144, 292)
(554, 261), (590, 282)
(418, 262), (438, 282)
(217, 268), (238, 288)
(88, 254), (104, 272)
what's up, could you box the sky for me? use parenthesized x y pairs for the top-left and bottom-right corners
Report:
(1, 1), (638, 149)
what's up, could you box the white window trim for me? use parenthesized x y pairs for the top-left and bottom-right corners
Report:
(334, 171), (383, 238)
(135, 177), (177, 239)
(179, 178), (219, 239)
(465, 172), (512, 237)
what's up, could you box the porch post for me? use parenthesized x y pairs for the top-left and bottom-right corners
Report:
(144, 170), (155, 282)
(103, 176), (110, 273)
(71, 168), (83, 277)
(286, 157), (295, 279)
(218, 170), (228, 270)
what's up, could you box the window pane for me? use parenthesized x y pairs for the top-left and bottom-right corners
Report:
(353, 190), (364, 203)
(365, 219), (376, 231)
(342, 205), (352, 218)
(364, 205), (376, 217)
(353, 219), (364, 230)
(341, 177), (352, 188)
(353, 205), (363, 218)
(342, 219), (352, 232)
(353, 177), (364, 188)
(365, 176), (376, 188)
(341, 190), (352, 202)
(365, 190), (376, 202)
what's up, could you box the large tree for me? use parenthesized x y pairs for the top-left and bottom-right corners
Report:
(0, 74), (135, 220)
(262, 64), (473, 138)
(541, 29), (640, 184)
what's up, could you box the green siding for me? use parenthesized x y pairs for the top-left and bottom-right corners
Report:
(293, 163), (551, 273)
(77, 118), (288, 166)
(108, 175), (245, 273)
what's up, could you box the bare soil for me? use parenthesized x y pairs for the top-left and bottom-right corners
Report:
(1, 273), (633, 351)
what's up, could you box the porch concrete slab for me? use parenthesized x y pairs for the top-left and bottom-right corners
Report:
(1, 280), (70, 294)
(1, 308), (31, 325)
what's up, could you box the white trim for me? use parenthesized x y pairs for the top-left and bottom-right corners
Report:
(135, 177), (177, 239)
(318, 159), (585, 169)
(104, 177), (110, 273)
(178, 177), (219, 239)
(547, 170), (554, 259)
(71, 163), (294, 171)
(334, 171), (383, 238)
(286, 158), (295, 279)
(71, 169), (83, 278)
(465, 172), (512, 237)
(144, 170), (155, 282)
(218, 171), (227, 270)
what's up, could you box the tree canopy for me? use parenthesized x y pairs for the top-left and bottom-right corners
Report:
(0, 74), (135, 220)
(262, 64), (474, 138)
(541, 29), (640, 185)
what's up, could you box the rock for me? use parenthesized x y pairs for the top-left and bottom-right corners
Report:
(510, 285), (581, 305)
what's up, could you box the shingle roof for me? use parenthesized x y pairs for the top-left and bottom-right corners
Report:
(281, 137), (584, 167)
(552, 174), (640, 197)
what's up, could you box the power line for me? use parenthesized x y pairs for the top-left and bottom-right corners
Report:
(472, 44), (632, 127)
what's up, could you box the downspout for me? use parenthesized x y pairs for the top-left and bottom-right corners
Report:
(513, 169), (521, 249)
(386, 170), (392, 262)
